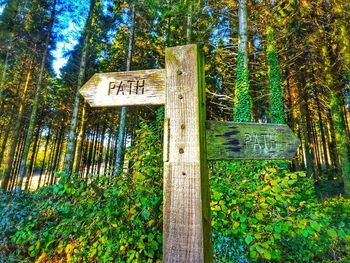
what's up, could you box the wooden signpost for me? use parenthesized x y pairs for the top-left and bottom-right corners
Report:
(80, 69), (166, 107)
(80, 44), (300, 262)
(206, 121), (300, 160)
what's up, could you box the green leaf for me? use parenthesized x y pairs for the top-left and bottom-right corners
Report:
(255, 212), (264, 221)
(327, 229), (338, 239)
(256, 245), (264, 254)
(310, 221), (321, 232)
(142, 210), (150, 220)
(245, 235), (254, 244)
(264, 250), (272, 260)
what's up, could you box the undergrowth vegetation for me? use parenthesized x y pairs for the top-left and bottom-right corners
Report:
(210, 161), (350, 262)
(1, 116), (350, 262)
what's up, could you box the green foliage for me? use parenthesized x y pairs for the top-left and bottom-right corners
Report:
(233, 51), (252, 122)
(210, 161), (350, 262)
(0, 114), (163, 262)
(1, 112), (350, 262)
(267, 26), (285, 124)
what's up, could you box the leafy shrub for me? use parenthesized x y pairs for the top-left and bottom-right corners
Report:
(0, 114), (164, 262)
(210, 161), (350, 262)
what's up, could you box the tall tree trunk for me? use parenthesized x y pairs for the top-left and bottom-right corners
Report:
(115, 1), (135, 175)
(64, 0), (96, 172)
(73, 102), (87, 174)
(37, 126), (51, 189)
(51, 126), (64, 184)
(91, 124), (99, 174)
(312, 123), (321, 179)
(25, 125), (41, 190)
(44, 130), (58, 185)
(97, 123), (106, 176)
(0, 50), (9, 90)
(104, 128), (112, 175)
(233, 0), (251, 122)
(314, 89), (331, 174)
(86, 130), (95, 177)
(166, 0), (172, 47)
(266, 26), (284, 124)
(0, 113), (12, 165)
(17, 0), (57, 191)
(298, 74), (315, 177)
(327, 110), (339, 173)
(0, 0), (20, 98)
(9, 134), (25, 191)
(185, 0), (193, 43)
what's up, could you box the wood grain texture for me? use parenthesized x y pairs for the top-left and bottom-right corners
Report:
(79, 69), (165, 107)
(163, 44), (212, 262)
(206, 121), (301, 160)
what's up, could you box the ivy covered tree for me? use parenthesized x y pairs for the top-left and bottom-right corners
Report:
(233, 0), (252, 122)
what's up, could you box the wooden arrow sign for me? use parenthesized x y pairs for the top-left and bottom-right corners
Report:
(80, 69), (166, 107)
(206, 121), (300, 160)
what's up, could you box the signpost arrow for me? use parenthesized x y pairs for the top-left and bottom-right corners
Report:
(206, 121), (300, 160)
(79, 69), (166, 107)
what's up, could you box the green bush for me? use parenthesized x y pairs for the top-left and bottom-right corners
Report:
(210, 161), (350, 262)
(0, 115), (164, 262)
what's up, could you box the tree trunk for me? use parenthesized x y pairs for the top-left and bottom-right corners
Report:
(0, 114), (12, 166)
(50, 126), (64, 184)
(166, 0), (172, 47)
(314, 89), (331, 174)
(104, 128), (112, 176)
(9, 133), (26, 191)
(73, 102), (87, 174)
(266, 26), (284, 124)
(64, 0), (96, 172)
(312, 123), (321, 179)
(327, 110), (339, 175)
(233, 0), (251, 122)
(91, 124), (100, 175)
(86, 129), (95, 177)
(37, 126), (51, 189)
(0, 50), (9, 91)
(97, 123), (106, 176)
(25, 125), (41, 190)
(0, 0), (20, 99)
(298, 75), (315, 177)
(115, 1), (135, 175)
(185, 0), (193, 43)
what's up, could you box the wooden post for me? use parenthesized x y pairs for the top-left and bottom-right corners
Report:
(163, 44), (212, 262)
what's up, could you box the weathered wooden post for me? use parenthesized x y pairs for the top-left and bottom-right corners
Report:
(80, 43), (300, 263)
(163, 45), (212, 262)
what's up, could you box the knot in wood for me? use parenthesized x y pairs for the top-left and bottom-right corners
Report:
(179, 148), (184, 154)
